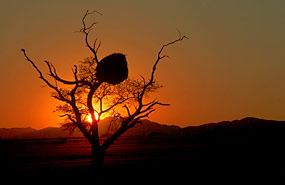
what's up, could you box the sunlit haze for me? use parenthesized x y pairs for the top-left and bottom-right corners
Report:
(87, 113), (99, 123)
(0, 0), (285, 129)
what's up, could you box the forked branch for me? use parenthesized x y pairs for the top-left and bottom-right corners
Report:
(152, 33), (189, 85)
(139, 33), (189, 102)
(21, 49), (70, 103)
(101, 34), (187, 152)
(44, 60), (79, 85)
(80, 10), (102, 64)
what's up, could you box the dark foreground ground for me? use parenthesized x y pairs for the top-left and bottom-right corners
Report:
(0, 136), (284, 183)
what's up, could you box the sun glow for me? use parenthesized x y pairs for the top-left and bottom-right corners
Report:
(87, 112), (99, 123)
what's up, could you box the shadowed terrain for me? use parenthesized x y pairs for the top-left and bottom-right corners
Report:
(0, 117), (284, 182)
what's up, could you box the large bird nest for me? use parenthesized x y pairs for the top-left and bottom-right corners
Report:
(95, 53), (128, 85)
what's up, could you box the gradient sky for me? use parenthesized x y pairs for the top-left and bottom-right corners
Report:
(1, 0), (285, 129)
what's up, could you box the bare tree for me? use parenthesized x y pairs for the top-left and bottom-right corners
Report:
(21, 10), (188, 168)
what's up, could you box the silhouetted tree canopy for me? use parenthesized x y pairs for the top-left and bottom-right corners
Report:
(21, 10), (188, 168)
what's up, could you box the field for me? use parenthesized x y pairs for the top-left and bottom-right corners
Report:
(0, 136), (284, 183)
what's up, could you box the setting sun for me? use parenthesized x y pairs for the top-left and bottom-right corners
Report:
(87, 112), (99, 123)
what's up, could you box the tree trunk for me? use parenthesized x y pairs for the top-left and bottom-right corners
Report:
(91, 144), (104, 168)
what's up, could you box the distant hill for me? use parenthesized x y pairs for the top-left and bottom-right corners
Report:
(122, 119), (181, 137)
(182, 117), (285, 143)
(0, 119), (180, 139)
(0, 117), (284, 141)
(0, 118), (181, 139)
(0, 127), (83, 139)
(0, 127), (36, 139)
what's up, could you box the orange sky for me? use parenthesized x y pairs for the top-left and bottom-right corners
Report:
(1, 0), (285, 129)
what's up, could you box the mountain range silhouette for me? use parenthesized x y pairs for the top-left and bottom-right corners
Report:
(1, 117), (284, 181)
(1, 117), (284, 141)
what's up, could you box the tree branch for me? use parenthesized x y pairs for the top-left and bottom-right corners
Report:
(101, 34), (188, 150)
(21, 49), (70, 103)
(137, 34), (188, 104)
(101, 97), (130, 114)
(80, 10), (102, 64)
(44, 60), (78, 85)
(59, 114), (76, 124)
(123, 105), (131, 117)
(151, 34), (189, 84)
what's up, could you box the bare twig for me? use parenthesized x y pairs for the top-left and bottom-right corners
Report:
(80, 10), (102, 64)
(152, 34), (189, 84)
(43, 60), (81, 85)
(123, 105), (132, 117)
(21, 49), (70, 103)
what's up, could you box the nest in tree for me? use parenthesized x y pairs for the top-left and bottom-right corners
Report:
(95, 53), (128, 85)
